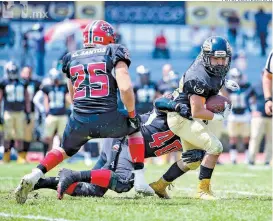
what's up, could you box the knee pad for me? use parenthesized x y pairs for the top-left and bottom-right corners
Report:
(206, 138), (223, 155)
(186, 160), (201, 170)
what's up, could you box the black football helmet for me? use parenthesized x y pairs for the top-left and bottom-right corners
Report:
(5, 61), (19, 80)
(48, 68), (63, 84)
(201, 36), (232, 77)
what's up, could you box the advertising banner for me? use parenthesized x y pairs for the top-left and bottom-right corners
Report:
(75, 1), (104, 20)
(105, 1), (185, 25)
(187, 2), (272, 27)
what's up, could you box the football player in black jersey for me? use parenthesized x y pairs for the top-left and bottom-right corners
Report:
(263, 50), (272, 116)
(226, 68), (256, 164)
(0, 62), (31, 163)
(20, 66), (41, 163)
(150, 36), (234, 200)
(15, 20), (153, 204)
(31, 104), (205, 198)
(134, 65), (159, 114)
(41, 68), (70, 152)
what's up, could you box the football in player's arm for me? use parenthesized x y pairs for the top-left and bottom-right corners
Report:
(150, 36), (235, 200)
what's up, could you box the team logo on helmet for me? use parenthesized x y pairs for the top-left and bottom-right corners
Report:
(100, 23), (114, 36)
(194, 85), (204, 95)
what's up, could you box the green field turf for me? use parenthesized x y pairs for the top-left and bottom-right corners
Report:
(0, 162), (272, 221)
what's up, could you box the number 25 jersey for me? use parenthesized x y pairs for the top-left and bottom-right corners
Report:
(62, 44), (131, 114)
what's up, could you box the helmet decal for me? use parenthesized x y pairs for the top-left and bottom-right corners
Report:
(100, 23), (114, 36)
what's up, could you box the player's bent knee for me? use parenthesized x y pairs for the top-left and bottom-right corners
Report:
(205, 137), (223, 155)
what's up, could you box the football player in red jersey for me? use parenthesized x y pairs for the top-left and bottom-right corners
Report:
(15, 20), (154, 204)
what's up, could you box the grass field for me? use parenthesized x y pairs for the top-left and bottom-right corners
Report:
(0, 162), (272, 221)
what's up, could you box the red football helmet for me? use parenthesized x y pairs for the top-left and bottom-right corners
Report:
(83, 20), (116, 48)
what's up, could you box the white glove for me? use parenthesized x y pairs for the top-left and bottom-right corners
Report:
(212, 102), (232, 121)
(225, 79), (240, 91)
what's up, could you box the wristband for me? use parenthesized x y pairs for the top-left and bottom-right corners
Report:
(128, 110), (136, 118)
(265, 97), (272, 104)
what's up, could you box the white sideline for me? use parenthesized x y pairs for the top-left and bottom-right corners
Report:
(0, 212), (75, 221)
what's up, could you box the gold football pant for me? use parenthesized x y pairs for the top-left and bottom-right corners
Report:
(4, 111), (25, 140)
(167, 112), (223, 169)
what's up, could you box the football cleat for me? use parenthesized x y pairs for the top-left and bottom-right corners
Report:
(17, 152), (27, 164)
(15, 169), (44, 204)
(57, 168), (79, 200)
(3, 151), (11, 163)
(196, 179), (217, 200)
(133, 169), (155, 196)
(149, 177), (172, 199)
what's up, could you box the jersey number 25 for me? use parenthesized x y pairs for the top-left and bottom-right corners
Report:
(70, 62), (109, 99)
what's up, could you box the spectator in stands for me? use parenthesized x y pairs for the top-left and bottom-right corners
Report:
(226, 11), (240, 51)
(158, 63), (172, 83)
(152, 30), (170, 59)
(32, 24), (45, 77)
(249, 72), (272, 166)
(254, 7), (272, 57)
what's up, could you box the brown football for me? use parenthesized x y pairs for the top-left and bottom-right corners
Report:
(205, 95), (231, 113)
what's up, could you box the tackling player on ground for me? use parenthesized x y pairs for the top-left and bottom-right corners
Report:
(15, 20), (154, 204)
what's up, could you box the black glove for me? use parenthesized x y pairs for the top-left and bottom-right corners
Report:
(0, 116), (4, 125)
(26, 113), (31, 124)
(128, 114), (141, 130)
(175, 103), (193, 120)
(182, 149), (206, 163)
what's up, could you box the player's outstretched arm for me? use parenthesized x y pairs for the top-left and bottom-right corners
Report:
(115, 61), (135, 115)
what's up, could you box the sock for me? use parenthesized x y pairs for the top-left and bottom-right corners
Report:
(244, 144), (249, 163)
(91, 169), (112, 188)
(244, 143), (249, 150)
(37, 149), (64, 174)
(199, 165), (214, 180)
(34, 177), (59, 190)
(163, 162), (185, 182)
(128, 136), (145, 170)
(229, 144), (237, 162)
(78, 170), (92, 183)
(65, 182), (79, 195)
(43, 143), (49, 156)
(23, 142), (30, 152)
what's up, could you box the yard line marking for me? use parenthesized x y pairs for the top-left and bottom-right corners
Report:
(175, 187), (272, 197)
(0, 177), (19, 180)
(149, 170), (259, 177)
(0, 212), (76, 221)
